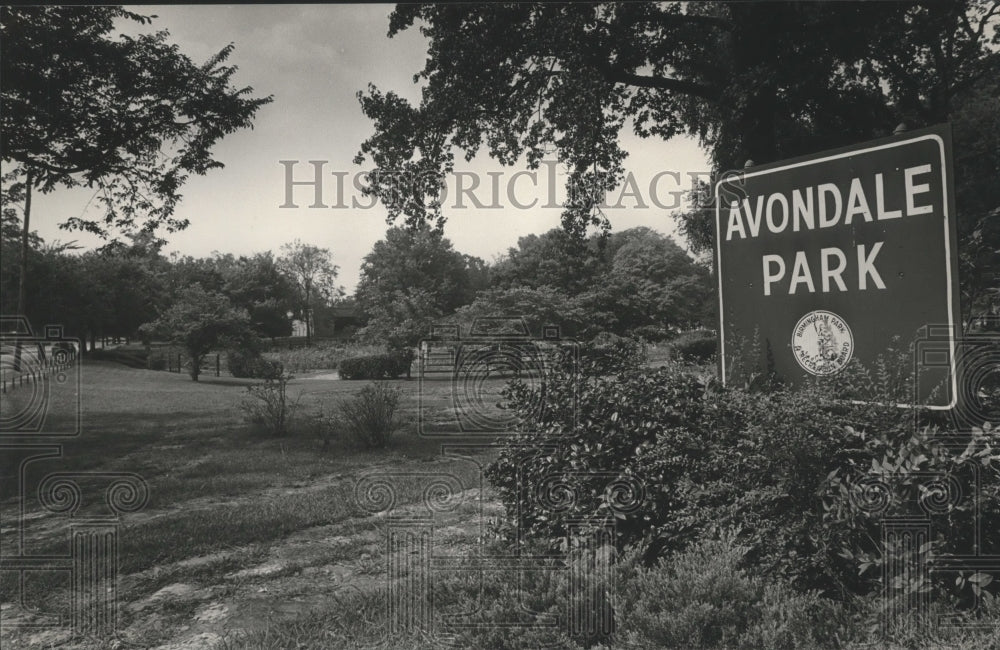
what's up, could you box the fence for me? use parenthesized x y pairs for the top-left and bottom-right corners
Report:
(0, 350), (78, 395)
(155, 352), (224, 377)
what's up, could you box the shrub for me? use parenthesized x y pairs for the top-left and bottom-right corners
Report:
(670, 328), (718, 363)
(487, 353), (920, 595)
(240, 374), (298, 436)
(617, 533), (845, 649)
(487, 331), (1000, 608)
(228, 348), (283, 379)
(819, 421), (1000, 606)
(629, 324), (674, 343)
(431, 537), (608, 649)
(337, 382), (401, 448)
(487, 360), (709, 556)
(338, 351), (412, 380)
(579, 333), (647, 376)
(265, 342), (383, 374)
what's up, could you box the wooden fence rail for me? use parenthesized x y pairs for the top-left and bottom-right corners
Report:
(1, 353), (78, 394)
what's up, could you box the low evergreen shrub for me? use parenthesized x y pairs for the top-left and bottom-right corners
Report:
(670, 328), (718, 363)
(338, 350), (412, 380)
(228, 348), (283, 379)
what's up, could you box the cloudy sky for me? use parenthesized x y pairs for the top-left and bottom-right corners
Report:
(27, 4), (708, 292)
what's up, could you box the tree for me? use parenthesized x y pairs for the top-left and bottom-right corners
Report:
(451, 286), (590, 340)
(356, 2), (999, 316)
(139, 284), (253, 381)
(278, 240), (342, 345)
(590, 229), (715, 336)
(220, 252), (297, 340)
(491, 229), (602, 295)
(359, 287), (445, 350)
(1, 5), (271, 362)
(355, 225), (487, 347)
(949, 53), (1000, 321)
(80, 250), (164, 348)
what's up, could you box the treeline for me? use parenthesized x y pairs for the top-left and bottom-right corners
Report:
(354, 225), (716, 348)
(0, 231), (338, 351)
(0, 220), (715, 352)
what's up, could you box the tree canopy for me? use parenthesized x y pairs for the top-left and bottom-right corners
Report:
(1, 5), (272, 238)
(356, 1), (998, 316)
(139, 284), (253, 381)
(355, 225), (488, 346)
(278, 240), (342, 343)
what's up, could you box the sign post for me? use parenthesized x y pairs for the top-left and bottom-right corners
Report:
(714, 124), (960, 408)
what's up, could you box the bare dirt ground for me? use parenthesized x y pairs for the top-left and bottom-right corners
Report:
(1, 362), (505, 649)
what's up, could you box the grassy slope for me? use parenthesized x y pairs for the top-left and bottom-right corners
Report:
(1, 360), (498, 649)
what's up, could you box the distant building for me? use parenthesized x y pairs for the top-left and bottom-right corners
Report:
(329, 304), (361, 337)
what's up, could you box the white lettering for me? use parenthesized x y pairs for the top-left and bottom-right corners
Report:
(789, 251), (815, 294)
(875, 173), (902, 220)
(858, 242), (886, 290)
(743, 196), (765, 238)
(818, 183), (842, 228)
(762, 254), (786, 296)
(821, 247), (848, 292)
(726, 201), (747, 240)
(904, 164), (933, 216)
(766, 193), (789, 234)
(792, 187), (814, 232)
(844, 177), (873, 225)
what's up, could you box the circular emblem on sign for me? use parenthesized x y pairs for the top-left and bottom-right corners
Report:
(792, 310), (854, 376)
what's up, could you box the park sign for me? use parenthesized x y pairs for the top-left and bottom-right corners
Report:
(714, 124), (960, 408)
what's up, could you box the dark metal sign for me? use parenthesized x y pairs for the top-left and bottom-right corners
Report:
(714, 124), (960, 408)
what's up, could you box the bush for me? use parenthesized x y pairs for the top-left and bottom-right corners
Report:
(820, 421), (1000, 606)
(438, 550), (593, 649)
(240, 374), (298, 436)
(265, 342), (383, 373)
(670, 328), (718, 363)
(337, 382), (401, 448)
(487, 354), (908, 595)
(488, 335), (1000, 611)
(617, 533), (845, 649)
(629, 324), (674, 343)
(228, 348), (283, 379)
(579, 333), (647, 376)
(338, 351), (412, 380)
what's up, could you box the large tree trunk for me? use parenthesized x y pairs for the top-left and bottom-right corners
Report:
(13, 168), (34, 372)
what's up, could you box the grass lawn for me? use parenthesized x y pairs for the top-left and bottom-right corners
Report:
(1, 360), (503, 649)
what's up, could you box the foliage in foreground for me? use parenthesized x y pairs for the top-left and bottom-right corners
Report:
(616, 532), (846, 649)
(486, 345), (1000, 618)
(240, 374), (298, 437)
(334, 381), (402, 449)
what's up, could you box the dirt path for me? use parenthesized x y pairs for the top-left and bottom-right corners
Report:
(3, 478), (501, 649)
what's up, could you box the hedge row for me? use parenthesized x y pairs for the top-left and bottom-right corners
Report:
(670, 329), (718, 363)
(339, 350), (413, 380)
(227, 349), (284, 379)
